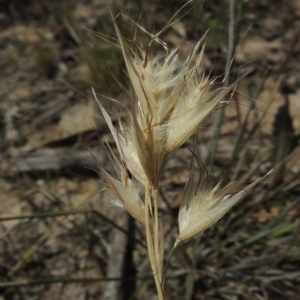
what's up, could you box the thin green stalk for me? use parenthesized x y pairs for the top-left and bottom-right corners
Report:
(222, 198), (300, 259)
(0, 209), (91, 221)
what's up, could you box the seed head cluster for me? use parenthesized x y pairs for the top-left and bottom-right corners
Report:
(93, 13), (271, 299)
(98, 19), (242, 186)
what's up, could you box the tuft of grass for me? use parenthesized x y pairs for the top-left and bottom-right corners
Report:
(92, 5), (272, 299)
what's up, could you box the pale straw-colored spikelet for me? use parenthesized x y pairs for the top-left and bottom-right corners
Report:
(90, 132), (145, 226)
(100, 166), (145, 225)
(95, 94), (147, 185)
(175, 168), (273, 247)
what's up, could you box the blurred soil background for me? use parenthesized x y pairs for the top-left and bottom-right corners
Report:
(0, 0), (300, 299)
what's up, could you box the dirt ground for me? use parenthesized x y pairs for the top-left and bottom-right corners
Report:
(0, 0), (300, 299)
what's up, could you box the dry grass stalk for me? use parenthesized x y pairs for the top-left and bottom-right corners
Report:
(92, 10), (272, 300)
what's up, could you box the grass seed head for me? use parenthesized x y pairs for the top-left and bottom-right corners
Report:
(101, 164), (145, 226)
(96, 99), (147, 185)
(90, 136), (145, 226)
(175, 168), (273, 247)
